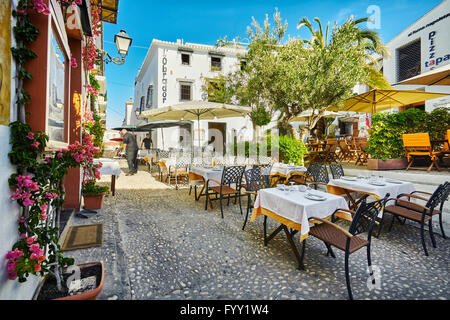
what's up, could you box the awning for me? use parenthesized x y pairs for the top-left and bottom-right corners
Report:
(91, 0), (119, 24)
(395, 64), (450, 86)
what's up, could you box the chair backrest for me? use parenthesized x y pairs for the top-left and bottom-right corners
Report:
(221, 166), (245, 186)
(256, 164), (273, 176)
(329, 164), (344, 179)
(445, 130), (450, 150)
(308, 163), (329, 184)
(402, 133), (432, 151)
(426, 183), (449, 213)
(158, 150), (171, 159)
(244, 168), (270, 192)
(349, 194), (390, 237)
(339, 139), (349, 152)
(176, 156), (191, 168)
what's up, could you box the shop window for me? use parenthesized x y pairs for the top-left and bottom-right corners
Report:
(397, 39), (421, 82)
(48, 29), (67, 143)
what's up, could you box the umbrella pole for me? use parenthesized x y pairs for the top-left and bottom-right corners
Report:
(198, 115), (201, 157)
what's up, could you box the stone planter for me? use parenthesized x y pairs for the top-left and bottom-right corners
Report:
(83, 192), (106, 210)
(367, 158), (408, 170)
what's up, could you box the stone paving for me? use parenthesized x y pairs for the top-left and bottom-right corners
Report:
(64, 162), (450, 301)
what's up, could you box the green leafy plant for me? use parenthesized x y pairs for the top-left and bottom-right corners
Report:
(82, 181), (109, 196)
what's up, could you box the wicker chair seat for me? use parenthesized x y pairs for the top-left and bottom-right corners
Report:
(309, 223), (368, 254)
(396, 201), (440, 215)
(384, 205), (431, 223)
(209, 185), (239, 195)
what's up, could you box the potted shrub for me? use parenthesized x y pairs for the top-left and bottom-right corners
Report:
(34, 262), (104, 300)
(82, 181), (109, 210)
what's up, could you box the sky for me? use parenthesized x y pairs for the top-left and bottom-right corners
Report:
(102, 0), (444, 129)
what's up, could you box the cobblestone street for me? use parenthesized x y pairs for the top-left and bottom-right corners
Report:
(64, 162), (450, 301)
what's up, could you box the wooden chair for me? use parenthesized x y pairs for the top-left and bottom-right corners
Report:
(322, 139), (339, 163)
(383, 183), (449, 256)
(354, 141), (369, 166)
(338, 140), (356, 163)
(302, 195), (390, 300)
(403, 133), (443, 172)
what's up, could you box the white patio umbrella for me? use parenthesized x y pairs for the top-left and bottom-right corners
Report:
(140, 101), (252, 152)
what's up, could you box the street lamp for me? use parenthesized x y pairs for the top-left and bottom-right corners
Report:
(101, 30), (133, 65)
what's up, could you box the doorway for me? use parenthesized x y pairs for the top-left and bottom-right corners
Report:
(208, 122), (226, 155)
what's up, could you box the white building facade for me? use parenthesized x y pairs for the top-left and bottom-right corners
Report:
(132, 39), (254, 154)
(383, 0), (450, 111)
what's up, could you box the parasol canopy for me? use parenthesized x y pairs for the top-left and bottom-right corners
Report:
(328, 89), (449, 114)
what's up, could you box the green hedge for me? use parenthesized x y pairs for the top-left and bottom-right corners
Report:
(233, 135), (308, 165)
(366, 107), (449, 160)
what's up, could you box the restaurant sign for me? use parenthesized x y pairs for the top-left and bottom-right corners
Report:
(425, 31), (450, 69)
(162, 52), (168, 104)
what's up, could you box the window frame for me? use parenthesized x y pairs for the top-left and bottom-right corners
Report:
(146, 85), (153, 109)
(179, 82), (192, 102)
(181, 53), (191, 66)
(45, 12), (71, 149)
(211, 56), (222, 71)
(396, 38), (421, 82)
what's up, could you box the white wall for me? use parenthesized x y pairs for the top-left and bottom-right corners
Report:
(0, 0), (40, 300)
(134, 41), (254, 152)
(384, 0), (450, 110)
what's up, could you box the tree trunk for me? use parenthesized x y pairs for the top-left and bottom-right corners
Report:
(299, 127), (309, 144)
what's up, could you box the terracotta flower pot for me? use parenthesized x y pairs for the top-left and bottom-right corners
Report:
(83, 192), (106, 210)
(34, 262), (105, 300)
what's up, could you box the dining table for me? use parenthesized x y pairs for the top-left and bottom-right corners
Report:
(250, 187), (351, 270)
(327, 176), (415, 211)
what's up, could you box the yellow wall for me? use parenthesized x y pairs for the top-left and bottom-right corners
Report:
(0, 0), (11, 125)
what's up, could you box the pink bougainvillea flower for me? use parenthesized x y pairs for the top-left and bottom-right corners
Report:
(70, 54), (78, 68)
(27, 237), (37, 245)
(31, 141), (40, 149)
(22, 197), (35, 207)
(26, 132), (35, 140)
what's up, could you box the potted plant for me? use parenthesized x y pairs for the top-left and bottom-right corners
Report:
(82, 181), (109, 210)
(34, 262), (105, 300)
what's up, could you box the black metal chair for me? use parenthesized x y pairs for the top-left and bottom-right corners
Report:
(302, 194), (390, 300)
(329, 164), (345, 179)
(383, 182), (449, 256)
(397, 181), (449, 239)
(307, 163), (329, 190)
(241, 168), (271, 231)
(205, 166), (245, 219)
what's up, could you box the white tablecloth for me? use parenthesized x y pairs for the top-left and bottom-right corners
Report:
(271, 163), (307, 176)
(94, 158), (121, 177)
(252, 188), (349, 240)
(327, 178), (415, 206)
(190, 167), (223, 187)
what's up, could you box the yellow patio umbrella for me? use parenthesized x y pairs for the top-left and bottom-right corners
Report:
(327, 89), (449, 113)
